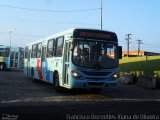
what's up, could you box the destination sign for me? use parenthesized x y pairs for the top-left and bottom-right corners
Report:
(79, 31), (111, 39)
(73, 29), (117, 41)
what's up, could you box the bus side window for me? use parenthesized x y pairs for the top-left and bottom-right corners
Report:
(31, 44), (37, 58)
(25, 46), (29, 58)
(15, 52), (18, 59)
(47, 39), (54, 57)
(10, 52), (15, 59)
(42, 47), (46, 62)
(0, 48), (9, 57)
(55, 36), (64, 57)
(36, 43), (42, 58)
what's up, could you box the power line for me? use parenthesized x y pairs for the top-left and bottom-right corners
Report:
(13, 33), (45, 38)
(0, 4), (100, 13)
(0, 17), (100, 26)
(0, 31), (44, 38)
(143, 43), (160, 45)
(130, 43), (137, 50)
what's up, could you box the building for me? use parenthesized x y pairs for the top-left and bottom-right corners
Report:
(122, 50), (160, 56)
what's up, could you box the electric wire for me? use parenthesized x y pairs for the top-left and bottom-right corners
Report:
(0, 4), (100, 13)
(0, 17), (100, 26)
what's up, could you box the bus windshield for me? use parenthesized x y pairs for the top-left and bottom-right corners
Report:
(0, 48), (10, 57)
(72, 39), (118, 69)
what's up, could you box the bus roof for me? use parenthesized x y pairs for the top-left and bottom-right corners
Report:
(26, 28), (117, 46)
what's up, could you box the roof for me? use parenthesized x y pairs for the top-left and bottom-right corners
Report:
(122, 50), (160, 56)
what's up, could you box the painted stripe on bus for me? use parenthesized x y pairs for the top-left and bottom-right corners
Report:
(45, 59), (50, 81)
(36, 59), (43, 80)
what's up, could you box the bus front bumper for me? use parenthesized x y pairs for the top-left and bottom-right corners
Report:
(67, 77), (118, 89)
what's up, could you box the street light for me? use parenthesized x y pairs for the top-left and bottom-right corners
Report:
(100, 0), (103, 30)
(9, 27), (16, 48)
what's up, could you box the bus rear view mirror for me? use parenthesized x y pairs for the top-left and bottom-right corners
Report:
(118, 46), (122, 59)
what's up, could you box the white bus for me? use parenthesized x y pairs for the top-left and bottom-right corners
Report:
(0, 45), (24, 71)
(24, 28), (122, 92)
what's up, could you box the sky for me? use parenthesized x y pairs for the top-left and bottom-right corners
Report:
(0, 0), (160, 52)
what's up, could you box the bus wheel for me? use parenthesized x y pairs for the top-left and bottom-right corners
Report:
(0, 63), (6, 71)
(54, 73), (62, 92)
(0, 63), (2, 71)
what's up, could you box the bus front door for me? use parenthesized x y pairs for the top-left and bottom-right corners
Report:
(63, 41), (70, 85)
(10, 52), (18, 68)
(41, 46), (46, 81)
(27, 50), (31, 77)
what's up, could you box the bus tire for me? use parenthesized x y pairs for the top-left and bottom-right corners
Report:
(0, 63), (2, 71)
(53, 72), (62, 92)
(0, 63), (6, 71)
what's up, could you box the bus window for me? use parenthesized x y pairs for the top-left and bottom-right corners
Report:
(47, 39), (54, 57)
(106, 44), (116, 59)
(15, 52), (18, 59)
(31, 44), (37, 58)
(10, 52), (15, 59)
(0, 48), (10, 57)
(25, 46), (29, 58)
(6, 49), (10, 57)
(36, 43), (42, 58)
(0, 50), (2, 56)
(20, 51), (24, 62)
(55, 37), (64, 57)
(42, 47), (46, 62)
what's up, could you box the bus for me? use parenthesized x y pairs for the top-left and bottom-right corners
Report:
(0, 45), (24, 71)
(24, 28), (122, 92)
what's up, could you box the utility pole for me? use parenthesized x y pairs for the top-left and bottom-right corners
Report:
(125, 34), (132, 57)
(137, 40), (143, 56)
(100, 0), (103, 30)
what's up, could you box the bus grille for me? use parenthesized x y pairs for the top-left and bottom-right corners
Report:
(87, 82), (105, 86)
(82, 71), (111, 76)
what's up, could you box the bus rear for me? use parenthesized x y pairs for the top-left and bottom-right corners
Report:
(0, 46), (24, 71)
(10, 47), (24, 70)
(0, 46), (10, 70)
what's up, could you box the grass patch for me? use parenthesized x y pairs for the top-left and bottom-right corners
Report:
(119, 56), (160, 77)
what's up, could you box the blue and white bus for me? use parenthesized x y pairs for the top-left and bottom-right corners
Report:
(0, 45), (24, 71)
(24, 28), (122, 92)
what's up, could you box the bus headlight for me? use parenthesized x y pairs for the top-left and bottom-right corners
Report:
(111, 73), (118, 80)
(71, 70), (81, 79)
(113, 74), (118, 78)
